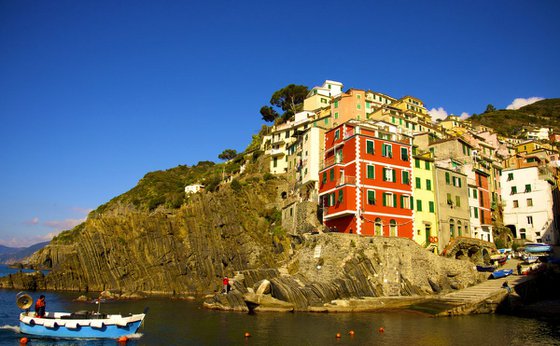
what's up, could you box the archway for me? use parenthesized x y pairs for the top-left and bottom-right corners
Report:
(506, 224), (517, 238)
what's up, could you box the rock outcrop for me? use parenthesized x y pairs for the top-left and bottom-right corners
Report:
(203, 233), (483, 312)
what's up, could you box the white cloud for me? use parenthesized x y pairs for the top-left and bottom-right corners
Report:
(0, 232), (58, 248)
(429, 107), (448, 122)
(459, 112), (470, 120)
(43, 218), (84, 232)
(23, 217), (40, 225)
(506, 97), (544, 110)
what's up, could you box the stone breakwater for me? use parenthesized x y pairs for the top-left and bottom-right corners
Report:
(203, 233), (485, 312)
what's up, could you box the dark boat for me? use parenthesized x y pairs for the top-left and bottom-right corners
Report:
(476, 265), (496, 272)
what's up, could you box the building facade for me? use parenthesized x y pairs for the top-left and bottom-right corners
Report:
(318, 120), (413, 238)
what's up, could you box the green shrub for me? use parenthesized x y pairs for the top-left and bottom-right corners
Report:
(231, 179), (242, 192)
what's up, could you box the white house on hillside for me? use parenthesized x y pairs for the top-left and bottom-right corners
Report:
(500, 166), (557, 244)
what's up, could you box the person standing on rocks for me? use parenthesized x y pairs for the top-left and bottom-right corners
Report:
(223, 276), (230, 294)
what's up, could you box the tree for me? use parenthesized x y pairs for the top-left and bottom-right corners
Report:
(484, 104), (496, 113)
(218, 149), (238, 161)
(260, 84), (308, 123)
(260, 106), (279, 122)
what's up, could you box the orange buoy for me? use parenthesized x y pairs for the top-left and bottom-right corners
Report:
(244, 332), (251, 338)
(336, 333), (341, 338)
(379, 327), (385, 333)
(19, 337), (28, 344)
(349, 330), (355, 336)
(117, 336), (128, 343)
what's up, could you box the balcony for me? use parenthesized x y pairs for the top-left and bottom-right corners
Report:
(268, 148), (285, 157)
(322, 155), (344, 169)
(336, 175), (356, 186)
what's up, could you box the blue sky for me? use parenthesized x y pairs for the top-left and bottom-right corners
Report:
(1, 0), (559, 247)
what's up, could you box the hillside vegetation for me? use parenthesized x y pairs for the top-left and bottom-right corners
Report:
(469, 98), (560, 137)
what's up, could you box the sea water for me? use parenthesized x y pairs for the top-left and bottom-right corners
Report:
(0, 282), (558, 345)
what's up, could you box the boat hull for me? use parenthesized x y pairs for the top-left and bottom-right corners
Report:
(19, 312), (145, 339)
(490, 269), (513, 279)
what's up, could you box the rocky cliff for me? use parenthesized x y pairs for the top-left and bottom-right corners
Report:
(1, 159), (294, 294)
(203, 233), (483, 312)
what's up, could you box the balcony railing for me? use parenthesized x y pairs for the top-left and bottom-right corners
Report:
(322, 155), (344, 169)
(337, 175), (356, 186)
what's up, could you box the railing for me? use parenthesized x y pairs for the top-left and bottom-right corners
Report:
(322, 155), (344, 169)
(337, 175), (356, 186)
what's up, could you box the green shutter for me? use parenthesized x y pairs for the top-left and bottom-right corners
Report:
(403, 171), (409, 184)
(383, 193), (387, 206)
(426, 179), (432, 190)
(367, 165), (374, 179)
(393, 194), (397, 207)
(445, 172), (450, 184)
(368, 190), (375, 205)
(330, 169), (334, 181)
(392, 170), (396, 182)
(415, 177), (421, 188)
(429, 201), (434, 213)
(338, 189), (344, 202)
(367, 140), (374, 154)
(415, 159), (420, 168)
(416, 199), (422, 211)
(425, 161), (430, 170)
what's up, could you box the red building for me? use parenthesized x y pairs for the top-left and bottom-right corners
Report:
(318, 120), (413, 238)
(475, 168), (493, 228)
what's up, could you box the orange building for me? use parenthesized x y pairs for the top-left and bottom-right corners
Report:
(318, 120), (413, 238)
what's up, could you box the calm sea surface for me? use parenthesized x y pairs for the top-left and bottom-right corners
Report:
(1, 265), (559, 345)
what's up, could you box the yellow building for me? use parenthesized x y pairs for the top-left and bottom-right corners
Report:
(412, 151), (439, 252)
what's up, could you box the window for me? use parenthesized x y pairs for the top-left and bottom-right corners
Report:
(415, 159), (420, 168)
(383, 168), (396, 182)
(366, 140), (374, 154)
(401, 195), (411, 209)
(329, 193), (335, 206)
(401, 147), (409, 161)
(382, 144), (393, 158)
(426, 179), (432, 190)
(383, 192), (397, 207)
(273, 157), (278, 168)
(507, 173), (513, 181)
(374, 218), (382, 236)
(416, 199), (423, 211)
(474, 207), (479, 218)
(445, 172), (450, 184)
(525, 184), (532, 192)
(473, 189), (478, 199)
(334, 100), (339, 108)
(452, 176), (462, 187)
(455, 196), (461, 207)
(450, 219), (455, 237)
(334, 112), (339, 119)
(357, 103), (361, 109)
(429, 201), (435, 213)
(330, 169), (334, 181)
(415, 177), (421, 188)
(322, 172), (327, 185)
(390, 219), (397, 236)
(367, 190), (376, 205)
(527, 198), (533, 207)
(446, 193), (452, 204)
(367, 165), (375, 179)
(511, 186), (517, 195)
(425, 161), (430, 170)
(338, 189), (344, 203)
(320, 97), (328, 104)
(527, 216), (533, 225)
(402, 171), (410, 184)
(334, 129), (340, 140)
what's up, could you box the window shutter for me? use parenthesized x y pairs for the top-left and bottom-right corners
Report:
(392, 169), (396, 182)
(383, 193), (387, 206)
(393, 194), (398, 207)
(445, 172), (450, 184)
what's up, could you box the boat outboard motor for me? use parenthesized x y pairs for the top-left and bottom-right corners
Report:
(16, 292), (33, 310)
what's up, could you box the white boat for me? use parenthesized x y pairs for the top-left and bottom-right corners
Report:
(17, 293), (146, 339)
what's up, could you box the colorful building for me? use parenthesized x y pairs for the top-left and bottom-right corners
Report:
(412, 151), (439, 250)
(318, 120), (413, 237)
